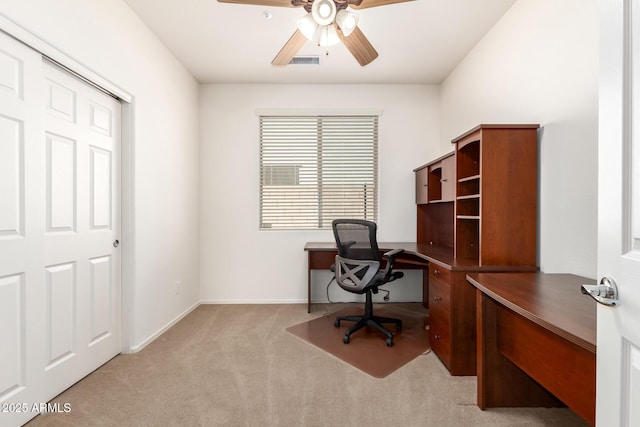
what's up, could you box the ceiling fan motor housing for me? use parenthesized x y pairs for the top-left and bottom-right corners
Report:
(292, 0), (350, 14)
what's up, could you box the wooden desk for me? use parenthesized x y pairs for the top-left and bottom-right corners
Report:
(305, 242), (540, 376)
(467, 272), (597, 426)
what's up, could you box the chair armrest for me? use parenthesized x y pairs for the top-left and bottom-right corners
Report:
(382, 248), (405, 280)
(383, 248), (405, 259)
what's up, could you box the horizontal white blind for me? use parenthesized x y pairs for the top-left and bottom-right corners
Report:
(260, 115), (378, 230)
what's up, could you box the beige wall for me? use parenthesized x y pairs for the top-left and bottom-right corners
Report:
(0, 0), (201, 350)
(440, 0), (599, 277)
(199, 84), (440, 303)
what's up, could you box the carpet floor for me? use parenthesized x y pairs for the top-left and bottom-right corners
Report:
(25, 303), (590, 427)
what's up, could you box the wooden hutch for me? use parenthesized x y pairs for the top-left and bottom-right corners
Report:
(413, 124), (539, 375)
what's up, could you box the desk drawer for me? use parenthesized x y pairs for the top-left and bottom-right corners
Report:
(428, 275), (451, 314)
(429, 264), (451, 283)
(429, 274), (451, 369)
(430, 306), (451, 370)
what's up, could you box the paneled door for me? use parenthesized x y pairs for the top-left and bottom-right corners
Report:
(596, 0), (640, 425)
(0, 30), (47, 427)
(40, 61), (121, 400)
(0, 33), (121, 426)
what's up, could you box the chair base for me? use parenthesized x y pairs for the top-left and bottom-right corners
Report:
(334, 290), (402, 347)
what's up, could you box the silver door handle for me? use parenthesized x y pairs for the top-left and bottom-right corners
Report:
(581, 276), (619, 306)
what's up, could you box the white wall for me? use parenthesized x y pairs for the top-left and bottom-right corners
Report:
(199, 84), (440, 304)
(0, 0), (597, 348)
(440, 0), (599, 278)
(0, 0), (201, 350)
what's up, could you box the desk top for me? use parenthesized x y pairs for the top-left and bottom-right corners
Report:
(467, 272), (597, 353)
(305, 242), (538, 272)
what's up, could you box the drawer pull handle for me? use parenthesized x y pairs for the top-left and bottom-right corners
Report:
(433, 296), (442, 302)
(434, 269), (440, 275)
(434, 334), (440, 340)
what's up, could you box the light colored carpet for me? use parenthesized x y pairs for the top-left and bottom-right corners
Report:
(26, 303), (589, 427)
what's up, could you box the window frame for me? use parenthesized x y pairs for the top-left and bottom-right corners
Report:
(258, 113), (380, 230)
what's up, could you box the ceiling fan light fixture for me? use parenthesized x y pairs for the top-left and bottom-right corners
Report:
(318, 24), (340, 47)
(336, 10), (358, 37)
(297, 13), (318, 40)
(311, 0), (337, 26)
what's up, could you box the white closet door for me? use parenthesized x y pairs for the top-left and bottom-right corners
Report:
(41, 62), (121, 400)
(0, 32), (121, 426)
(0, 30), (47, 427)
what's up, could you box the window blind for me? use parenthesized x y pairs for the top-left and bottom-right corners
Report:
(259, 115), (378, 230)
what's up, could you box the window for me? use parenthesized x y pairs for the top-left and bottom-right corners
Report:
(259, 115), (378, 230)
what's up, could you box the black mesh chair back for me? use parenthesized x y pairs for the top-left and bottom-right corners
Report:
(332, 219), (381, 263)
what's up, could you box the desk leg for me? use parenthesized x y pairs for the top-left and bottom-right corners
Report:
(307, 252), (312, 313)
(476, 290), (561, 409)
(422, 268), (429, 309)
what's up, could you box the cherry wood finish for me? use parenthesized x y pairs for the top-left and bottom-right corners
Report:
(468, 272), (597, 426)
(416, 203), (454, 250)
(413, 124), (540, 375)
(427, 265), (478, 375)
(304, 240), (537, 375)
(453, 125), (539, 266)
(413, 151), (455, 205)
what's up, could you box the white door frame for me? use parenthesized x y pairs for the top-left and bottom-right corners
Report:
(0, 15), (136, 354)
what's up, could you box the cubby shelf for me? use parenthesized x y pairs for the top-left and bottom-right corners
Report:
(413, 124), (540, 376)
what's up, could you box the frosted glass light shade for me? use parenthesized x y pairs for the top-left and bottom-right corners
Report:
(336, 10), (358, 37)
(318, 24), (339, 47)
(297, 13), (318, 40)
(311, 0), (336, 26)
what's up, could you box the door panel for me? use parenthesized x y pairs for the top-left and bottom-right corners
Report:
(597, 0), (640, 425)
(0, 32), (47, 427)
(46, 133), (76, 232)
(0, 31), (121, 426)
(0, 274), (24, 394)
(89, 255), (112, 344)
(0, 115), (23, 236)
(41, 60), (121, 400)
(45, 262), (76, 368)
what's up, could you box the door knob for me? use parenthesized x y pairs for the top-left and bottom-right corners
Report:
(581, 276), (619, 306)
(113, 239), (120, 248)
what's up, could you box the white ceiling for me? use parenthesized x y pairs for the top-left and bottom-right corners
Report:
(124, 0), (517, 84)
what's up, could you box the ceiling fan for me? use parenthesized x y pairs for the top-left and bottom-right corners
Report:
(217, 0), (414, 66)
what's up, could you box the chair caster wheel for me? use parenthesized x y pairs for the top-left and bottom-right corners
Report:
(386, 338), (393, 347)
(334, 319), (340, 328)
(343, 335), (350, 344)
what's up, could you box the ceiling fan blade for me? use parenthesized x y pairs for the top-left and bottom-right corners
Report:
(272, 29), (308, 66)
(338, 26), (378, 66)
(348, 0), (414, 10)
(217, 0), (295, 7)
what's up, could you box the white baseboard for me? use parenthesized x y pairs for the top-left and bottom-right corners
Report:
(199, 299), (307, 305)
(128, 301), (200, 353)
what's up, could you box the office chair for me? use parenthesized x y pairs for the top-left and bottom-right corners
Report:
(332, 219), (405, 347)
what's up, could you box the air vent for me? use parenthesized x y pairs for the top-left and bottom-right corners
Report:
(289, 56), (321, 65)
